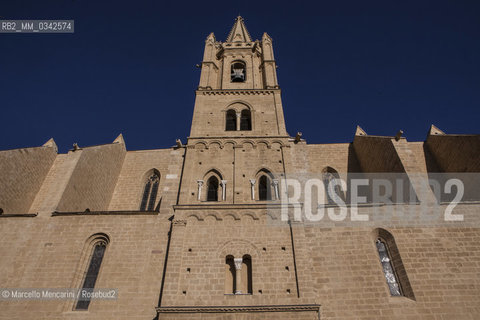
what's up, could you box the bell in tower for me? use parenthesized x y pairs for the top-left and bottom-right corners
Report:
(231, 61), (246, 82)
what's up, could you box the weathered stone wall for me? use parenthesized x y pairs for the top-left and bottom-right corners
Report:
(305, 224), (480, 319)
(0, 214), (171, 320)
(56, 142), (126, 212)
(178, 138), (287, 205)
(189, 91), (288, 138)
(108, 148), (184, 212)
(353, 136), (406, 173)
(0, 144), (57, 213)
(425, 135), (480, 172)
(160, 211), (314, 307)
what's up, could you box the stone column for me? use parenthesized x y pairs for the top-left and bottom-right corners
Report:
(221, 180), (227, 201)
(234, 258), (243, 294)
(273, 179), (279, 200)
(250, 179), (256, 200)
(197, 180), (204, 201)
(236, 112), (241, 131)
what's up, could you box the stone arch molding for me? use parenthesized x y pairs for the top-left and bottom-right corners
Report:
(186, 214), (204, 222)
(257, 140), (270, 149)
(191, 139), (284, 149)
(186, 212), (259, 223)
(240, 140), (255, 149)
(218, 239), (260, 260)
(208, 140), (222, 149)
(242, 212), (260, 220)
(222, 100), (254, 113)
(224, 213), (241, 221)
(141, 168), (161, 183)
(203, 168), (224, 180)
(271, 140), (284, 149)
(254, 167), (276, 178)
(193, 141), (207, 149)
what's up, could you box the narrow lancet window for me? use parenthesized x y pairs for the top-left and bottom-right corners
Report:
(322, 167), (344, 205)
(376, 238), (402, 296)
(75, 241), (107, 310)
(140, 171), (160, 211)
(373, 229), (414, 300)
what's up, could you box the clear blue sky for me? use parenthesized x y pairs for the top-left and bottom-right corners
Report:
(1, 1), (478, 153)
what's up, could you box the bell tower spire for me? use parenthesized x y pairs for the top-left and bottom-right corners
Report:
(226, 16), (252, 43)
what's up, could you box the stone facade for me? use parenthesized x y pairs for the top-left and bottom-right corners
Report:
(0, 17), (479, 320)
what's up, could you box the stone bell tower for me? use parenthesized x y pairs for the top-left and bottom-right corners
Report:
(189, 16), (288, 138)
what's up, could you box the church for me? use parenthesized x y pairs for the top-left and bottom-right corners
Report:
(0, 16), (479, 319)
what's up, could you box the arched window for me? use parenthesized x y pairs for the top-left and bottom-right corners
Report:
(75, 236), (108, 310)
(374, 229), (415, 299)
(140, 170), (160, 211)
(225, 109), (237, 131)
(201, 169), (224, 202)
(231, 61), (246, 82)
(241, 255), (252, 294)
(376, 238), (402, 296)
(225, 255), (236, 294)
(254, 169), (276, 201)
(240, 109), (251, 131)
(322, 167), (344, 205)
(258, 175), (271, 201)
(207, 176), (219, 201)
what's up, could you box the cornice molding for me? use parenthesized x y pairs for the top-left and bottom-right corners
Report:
(51, 210), (159, 217)
(173, 203), (296, 211)
(0, 213), (37, 218)
(188, 136), (290, 140)
(201, 61), (219, 70)
(156, 304), (320, 314)
(196, 89), (279, 95)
